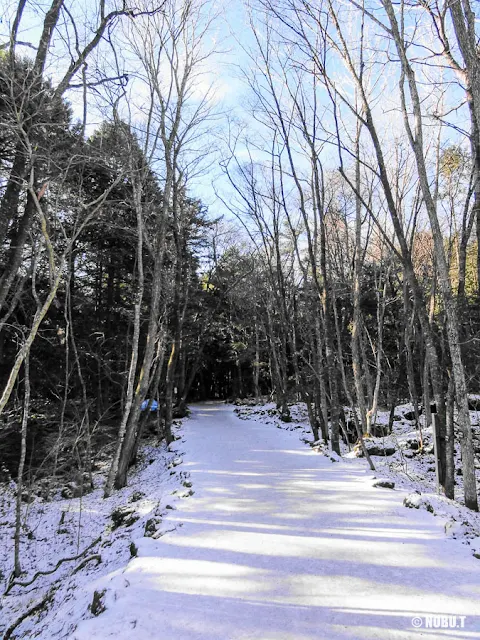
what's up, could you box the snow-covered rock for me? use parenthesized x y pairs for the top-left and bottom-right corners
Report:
(372, 478), (395, 489)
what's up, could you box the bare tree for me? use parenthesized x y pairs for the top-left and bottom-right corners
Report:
(380, 0), (477, 510)
(106, 0), (219, 491)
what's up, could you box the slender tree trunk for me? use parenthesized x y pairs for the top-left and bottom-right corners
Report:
(0, 153), (27, 249)
(383, 0), (477, 509)
(105, 179), (145, 497)
(164, 338), (178, 444)
(0, 191), (36, 312)
(445, 375), (456, 500)
(14, 350), (30, 578)
(314, 315), (330, 442)
(334, 299), (375, 470)
(351, 125), (369, 436)
(447, 0), (480, 301)
(254, 313), (260, 399)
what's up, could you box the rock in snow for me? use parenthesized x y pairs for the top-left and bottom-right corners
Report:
(372, 478), (395, 489)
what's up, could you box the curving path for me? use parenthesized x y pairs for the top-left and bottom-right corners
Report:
(74, 403), (480, 640)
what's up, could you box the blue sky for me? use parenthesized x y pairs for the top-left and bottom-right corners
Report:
(0, 0), (474, 237)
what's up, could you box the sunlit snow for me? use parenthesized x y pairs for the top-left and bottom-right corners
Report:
(68, 403), (480, 640)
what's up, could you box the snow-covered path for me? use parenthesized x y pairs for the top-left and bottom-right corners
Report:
(75, 403), (480, 640)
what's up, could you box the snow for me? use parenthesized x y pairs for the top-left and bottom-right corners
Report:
(73, 404), (480, 638)
(237, 401), (480, 551)
(2, 402), (480, 639)
(0, 433), (187, 639)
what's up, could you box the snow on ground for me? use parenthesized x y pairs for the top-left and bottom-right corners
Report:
(2, 402), (480, 639)
(236, 400), (480, 557)
(0, 424), (188, 639)
(46, 404), (480, 638)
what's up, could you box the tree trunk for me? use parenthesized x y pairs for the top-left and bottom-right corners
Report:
(14, 351), (30, 578)
(383, 0), (477, 509)
(445, 375), (455, 500)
